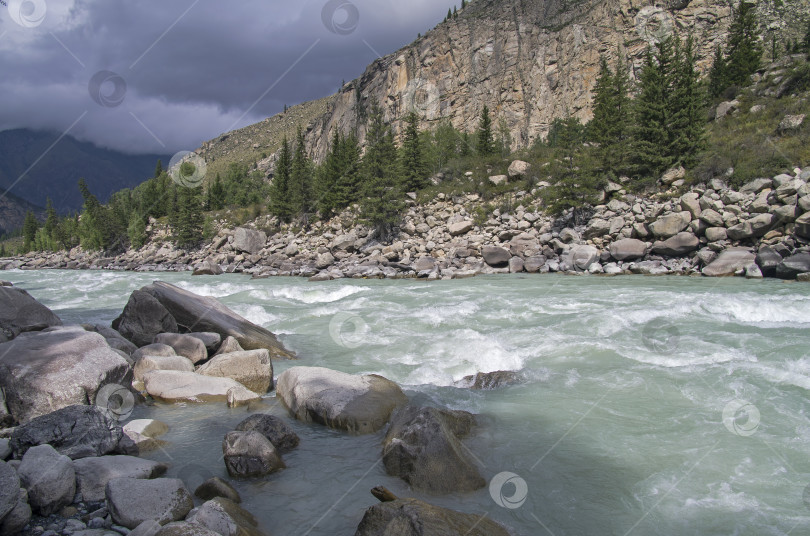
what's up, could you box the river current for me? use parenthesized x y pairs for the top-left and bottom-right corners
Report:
(7, 270), (810, 535)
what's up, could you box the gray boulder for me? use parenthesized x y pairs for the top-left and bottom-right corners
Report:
(651, 232), (699, 257)
(153, 333), (208, 364)
(187, 332), (222, 353)
(0, 286), (62, 339)
(232, 228), (266, 255)
(129, 520), (162, 536)
(382, 406), (484, 493)
(192, 260), (224, 276)
(448, 221), (474, 236)
(481, 246), (510, 267)
(795, 212), (810, 238)
(0, 487), (31, 535)
(134, 355), (195, 382)
(705, 227), (728, 242)
(142, 371), (261, 406)
(214, 336), (244, 356)
(776, 253), (810, 280)
(564, 245), (598, 271)
(106, 477), (193, 529)
(185, 497), (262, 536)
(609, 239), (647, 261)
(132, 343), (177, 362)
(276, 367), (407, 434)
(142, 282), (292, 359)
(0, 329), (132, 425)
(355, 498), (510, 536)
(18, 444), (75, 516)
(702, 248), (756, 277)
(222, 431), (285, 478)
(234, 414), (299, 453)
(756, 246), (783, 277)
(74, 455), (167, 502)
(10, 405), (126, 460)
(458, 371), (522, 389)
(155, 522), (220, 536)
(197, 350), (273, 393)
(649, 213), (690, 239)
(112, 290), (178, 347)
(0, 460), (20, 520)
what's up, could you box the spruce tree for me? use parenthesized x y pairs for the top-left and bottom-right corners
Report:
(154, 160), (163, 178)
(631, 41), (674, 180)
(669, 35), (705, 167)
(446, 8), (451, 21)
(708, 45), (729, 98)
(476, 105), (494, 156)
(207, 173), (226, 211)
(725, 1), (762, 88)
(269, 136), (293, 222)
(77, 178), (107, 250)
(22, 211), (38, 251)
(316, 130), (344, 217)
(400, 112), (427, 192)
(289, 128), (314, 222)
(175, 185), (203, 249)
(44, 198), (58, 248)
(802, 18), (810, 53)
(589, 55), (632, 172)
(361, 103), (405, 242)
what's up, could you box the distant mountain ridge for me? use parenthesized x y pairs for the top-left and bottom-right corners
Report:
(0, 186), (44, 236)
(0, 129), (170, 214)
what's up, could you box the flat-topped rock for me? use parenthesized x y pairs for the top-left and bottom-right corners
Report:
(142, 282), (293, 359)
(276, 367), (407, 434)
(702, 248), (756, 277)
(134, 355), (195, 382)
(197, 350), (273, 393)
(142, 370), (261, 406)
(74, 455), (167, 501)
(0, 329), (131, 424)
(106, 477), (193, 529)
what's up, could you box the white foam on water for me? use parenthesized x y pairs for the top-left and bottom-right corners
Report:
(415, 300), (480, 327)
(701, 294), (810, 326)
(682, 482), (761, 513)
(260, 285), (366, 304)
(619, 346), (757, 368)
(175, 281), (255, 299)
(230, 304), (278, 327)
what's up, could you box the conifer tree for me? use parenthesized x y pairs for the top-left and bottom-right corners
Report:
(631, 41), (674, 179)
(316, 130), (344, 217)
(461, 0), (466, 8)
(708, 45), (729, 98)
(175, 184), (203, 248)
(289, 128), (314, 222)
(22, 211), (38, 251)
(44, 198), (58, 244)
(361, 104), (404, 242)
(725, 1), (762, 88)
(269, 136), (293, 222)
(154, 160), (163, 178)
(207, 173), (226, 211)
(400, 112), (428, 192)
(476, 105), (494, 156)
(669, 35), (705, 167)
(588, 56), (631, 173)
(77, 178), (107, 250)
(446, 8), (451, 21)
(802, 18), (810, 53)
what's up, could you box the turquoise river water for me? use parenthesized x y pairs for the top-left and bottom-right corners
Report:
(6, 270), (810, 535)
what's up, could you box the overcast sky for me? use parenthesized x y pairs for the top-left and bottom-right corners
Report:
(0, 0), (458, 155)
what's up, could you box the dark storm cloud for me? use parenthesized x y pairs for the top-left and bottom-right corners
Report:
(0, 0), (457, 154)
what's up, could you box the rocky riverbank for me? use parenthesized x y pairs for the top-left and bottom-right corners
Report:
(4, 163), (810, 282)
(0, 281), (518, 535)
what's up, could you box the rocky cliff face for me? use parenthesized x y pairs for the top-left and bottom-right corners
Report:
(305, 0), (737, 161)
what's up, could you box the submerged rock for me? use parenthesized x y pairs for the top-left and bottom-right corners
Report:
(276, 367), (407, 434)
(382, 406), (484, 494)
(142, 282), (293, 359)
(355, 498), (510, 536)
(0, 329), (131, 424)
(458, 371), (522, 389)
(222, 431), (285, 478)
(195, 477), (241, 503)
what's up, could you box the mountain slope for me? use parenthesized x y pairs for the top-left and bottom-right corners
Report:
(0, 187), (44, 236)
(0, 129), (170, 213)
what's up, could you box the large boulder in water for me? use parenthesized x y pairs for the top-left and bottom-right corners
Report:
(222, 430), (285, 478)
(197, 350), (273, 393)
(702, 248), (756, 277)
(0, 329), (132, 424)
(142, 370), (261, 406)
(105, 477), (194, 529)
(355, 498), (511, 536)
(234, 414), (299, 453)
(0, 286), (62, 339)
(382, 406), (484, 493)
(141, 282), (293, 359)
(10, 405), (127, 460)
(112, 290), (178, 347)
(776, 252), (810, 279)
(276, 367), (407, 434)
